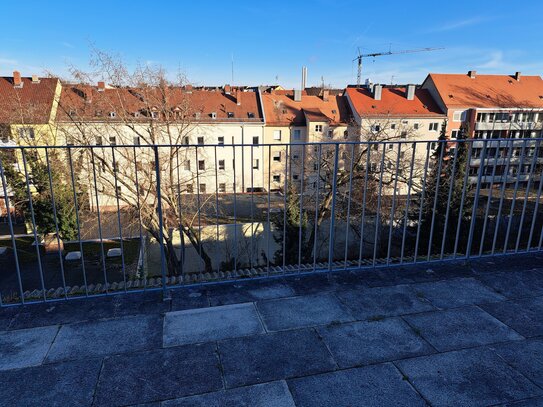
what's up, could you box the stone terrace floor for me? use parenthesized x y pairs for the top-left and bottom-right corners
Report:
(2, 254), (543, 406)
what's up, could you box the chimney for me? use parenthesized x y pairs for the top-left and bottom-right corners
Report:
(31, 75), (40, 84)
(294, 89), (302, 102)
(406, 84), (415, 100)
(184, 84), (193, 93)
(468, 70), (477, 79)
(13, 71), (22, 88)
(514, 71), (521, 81)
(373, 84), (382, 101)
(85, 86), (93, 104)
(301, 66), (307, 90)
(235, 89), (241, 106)
(224, 84), (231, 94)
(97, 81), (105, 92)
(322, 89), (330, 102)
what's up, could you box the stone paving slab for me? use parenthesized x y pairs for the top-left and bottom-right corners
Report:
(0, 325), (58, 371)
(218, 329), (337, 388)
(94, 343), (223, 406)
(481, 296), (543, 338)
(411, 277), (505, 308)
(45, 314), (162, 363)
(256, 293), (354, 331)
(403, 306), (523, 352)
(0, 306), (18, 330)
(287, 363), (426, 407)
(0, 358), (102, 407)
(491, 338), (543, 388)
(317, 317), (435, 368)
(8, 291), (169, 330)
(335, 284), (435, 320)
(207, 279), (295, 306)
(163, 303), (264, 347)
(476, 270), (543, 299)
(169, 286), (209, 311)
(162, 380), (296, 407)
(282, 273), (336, 295)
(498, 397), (543, 406)
(396, 347), (543, 407)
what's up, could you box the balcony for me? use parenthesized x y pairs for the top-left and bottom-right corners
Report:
(1, 139), (543, 405)
(474, 120), (543, 131)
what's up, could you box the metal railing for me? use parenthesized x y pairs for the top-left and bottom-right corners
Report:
(1, 138), (543, 306)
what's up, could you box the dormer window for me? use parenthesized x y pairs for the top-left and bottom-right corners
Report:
(332, 109), (337, 114)
(247, 112), (255, 118)
(69, 109), (76, 116)
(227, 112), (234, 118)
(109, 111), (116, 118)
(151, 111), (159, 119)
(134, 111), (141, 118)
(95, 110), (103, 117)
(211, 112), (217, 119)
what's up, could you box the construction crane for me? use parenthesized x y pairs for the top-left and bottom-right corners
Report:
(353, 47), (444, 87)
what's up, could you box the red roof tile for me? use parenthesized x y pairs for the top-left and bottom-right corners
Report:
(425, 73), (543, 109)
(346, 87), (445, 118)
(0, 76), (59, 124)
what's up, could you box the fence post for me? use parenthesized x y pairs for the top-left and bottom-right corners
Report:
(154, 146), (169, 300)
(328, 143), (340, 270)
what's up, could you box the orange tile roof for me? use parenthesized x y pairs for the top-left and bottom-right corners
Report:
(0, 76), (59, 124)
(261, 90), (351, 126)
(346, 87), (445, 118)
(425, 73), (543, 109)
(56, 85), (263, 123)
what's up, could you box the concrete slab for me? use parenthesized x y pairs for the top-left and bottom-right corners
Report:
(207, 279), (295, 306)
(9, 291), (168, 330)
(94, 344), (223, 406)
(45, 314), (162, 362)
(396, 347), (542, 407)
(0, 306), (18, 331)
(288, 363), (426, 407)
(0, 358), (102, 406)
(218, 329), (336, 388)
(411, 278), (505, 309)
(163, 380), (296, 407)
(403, 306), (523, 352)
(282, 273), (335, 295)
(491, 339), (543, 388)
(0, 325), (58, 371)
(498, 397), (543, 406)
(477, 270), (543, 299)
(481, 296), (543, 338)
(170, 287), (209, 311)
(163, 303), (264, 347)
(256, 293), (354, 331)
(317, 317), (435, 368)
(335, 284), (435, 320)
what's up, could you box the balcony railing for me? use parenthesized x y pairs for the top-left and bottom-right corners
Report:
(1, 138), (543, 306)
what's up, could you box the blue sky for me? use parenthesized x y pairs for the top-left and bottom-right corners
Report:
(1, 0), (542, 88)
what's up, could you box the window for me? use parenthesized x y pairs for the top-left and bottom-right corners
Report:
(371, 124), (380, 132)
(292, 174), (299, 180)
(109, 136), (116, 145)
(390, 123), (396, 130)
(429, 122), (439, 131)
(218, 160), (225, 170)
(453, 111), (466, 122)
(327, 129), (333, 138)
(413, 123), (419, 130)
(248, 112), (255, 118)
(211, 112), (217, 119)
(151, 111), (159, 119)
(199, 183), (206, 194)
(293, 129), (301, 140)
(198, 160), (205, 171)
(272, 175), (281, 183)
(109, 111), (116, 118)
(182, 136), (190, 145)
(184, 160), (190, 171)
(273, 152), (281, 162)
(313, 163), (318, 171)
(273, 130), (282, 140)
(388, 144), (394, 150)
(315, 124), (323, 132)
(227, 112), (234, 118)
(116, 186), (122, 196)
(253, 136), (259, 145)
(95, 136), (102, 145)
(218, 183), (226, 193)
(343, 130), (348, 139)
(400, 131), (408, 138)
(18, 127), (35, 139)
(218, 136), (224, 145)
(186, 184), (193, 194)
(197, 136), (204, 145)
(253, 159), (259, 169)
(451, 130), (459, 139)
(133, 136), (140, 145)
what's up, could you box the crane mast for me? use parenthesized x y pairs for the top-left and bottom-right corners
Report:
(354, 47), (444, 87)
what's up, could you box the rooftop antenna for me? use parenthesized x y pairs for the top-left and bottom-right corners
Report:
(353, 46), (444, 87)
(231, 53), (234, 85)
(321, 75), (325, 89)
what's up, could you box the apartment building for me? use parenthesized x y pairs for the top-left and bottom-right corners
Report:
(422, 71), (543, 184)
(345, 84), (446, 193)
(56, 83), (265, 209)
(261, 88), (355, 190)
